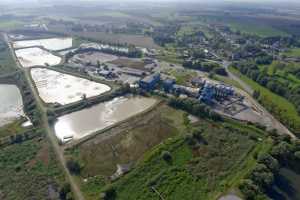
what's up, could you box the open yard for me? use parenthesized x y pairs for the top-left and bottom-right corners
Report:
(109, 58), (148, 71)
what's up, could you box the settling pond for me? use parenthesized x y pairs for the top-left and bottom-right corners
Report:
(54, 96), (157, 142)
(31, 68), (111, 105)
(16, 47), (61, 68)
(13, 37), (73, 51)
(0, 84), (25, 126)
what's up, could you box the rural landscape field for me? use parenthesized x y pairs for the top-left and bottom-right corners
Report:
(0, 0), (299, 200)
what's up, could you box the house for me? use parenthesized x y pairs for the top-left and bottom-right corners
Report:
(139, 73), (160, 90)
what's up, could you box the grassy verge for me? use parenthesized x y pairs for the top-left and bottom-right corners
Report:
(0, 39), (18, 75)
(0, 118), (28, 138)
(213, 74), (243, 89)
(229, 66), (300, 135)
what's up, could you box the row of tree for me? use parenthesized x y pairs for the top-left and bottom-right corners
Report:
(182, 60), (227, 76)
(232, 61), (300, 116)
(168, 97), (222, 121)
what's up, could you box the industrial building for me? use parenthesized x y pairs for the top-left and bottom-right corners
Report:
(139, 73), (161, 90)
(199, 82), (234, 104)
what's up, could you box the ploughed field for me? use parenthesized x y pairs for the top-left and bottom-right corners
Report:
(30, 68), (111, 105)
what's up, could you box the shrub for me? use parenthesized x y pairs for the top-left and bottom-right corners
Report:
(66, 159), (81, 175)
(161, 151), (172, 163)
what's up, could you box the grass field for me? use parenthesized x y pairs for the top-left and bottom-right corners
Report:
(213, 74), (243, 90)
(0, 135), (66, 200)
(228, 21), (288, 37)
(167, 68), (197, 85)
(0, 20), (24, 30)
(0, 119), (28, 138)
(283, 48), (300, 58)
(229, 66), (300, 135)
(109, 119), (270, 200)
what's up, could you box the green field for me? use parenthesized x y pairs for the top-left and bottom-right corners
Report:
(109, 120), (270, 200)
(228, 21), (288, 37)
(283, 48), (300, 58)
(229, 66), (300, 135)
(0, 119), (28, 138)
(213, 74), (243, 90)
(0, 20), (24, 30)
(0, 135), (66, 200)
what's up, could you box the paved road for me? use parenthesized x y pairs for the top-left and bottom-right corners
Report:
(223, 61), (296, 139)
(3, 33), (85, 200)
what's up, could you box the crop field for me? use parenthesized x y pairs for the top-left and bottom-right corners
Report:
(201, 15), (290, 37)
(109, 120), (270, 200)
(229, 67), (300, 135)
(49, 24), (160, 49)
(0, 135), (65, 200)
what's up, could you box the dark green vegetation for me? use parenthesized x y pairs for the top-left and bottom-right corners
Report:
(231, 61), (300, 136)
(239, 134), (300, 200)
(183, 60), (227, 76)
(0, 134), (69, 200)
(0, 39), (18, 75)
